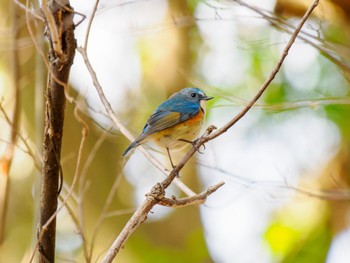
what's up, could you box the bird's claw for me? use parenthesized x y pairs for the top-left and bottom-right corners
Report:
(179, 138), (205, 154)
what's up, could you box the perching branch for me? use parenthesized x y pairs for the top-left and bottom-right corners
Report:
(102, 127), (221, 263)
(158, 181), (225, 208)
(37, 0), (76, 262)
(102, 0), (319, 262)
(78, 47), (196, 195)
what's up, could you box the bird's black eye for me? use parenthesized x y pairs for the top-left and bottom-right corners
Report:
(191, 92), (197, 98)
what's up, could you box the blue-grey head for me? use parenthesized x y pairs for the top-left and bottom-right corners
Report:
(170, 87), (213, 103)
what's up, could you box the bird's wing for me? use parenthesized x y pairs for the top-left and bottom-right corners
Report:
(143, 102), (199, 135)
(122, 101), (200, 156)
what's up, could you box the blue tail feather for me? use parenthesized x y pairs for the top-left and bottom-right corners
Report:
(122, 140), (138, 156)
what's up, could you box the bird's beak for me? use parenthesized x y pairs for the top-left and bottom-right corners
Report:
(202, 95), (214, 101)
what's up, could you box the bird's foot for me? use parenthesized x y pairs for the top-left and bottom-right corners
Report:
(179, 138), (205, 154)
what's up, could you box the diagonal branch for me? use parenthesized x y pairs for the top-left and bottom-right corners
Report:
(102, 126), (219, 263)
(102, 0), (319, 262)
(205, 0), (320, 142)
(158, 181), (225, 208)
(77, 48), (196, 197)
(76, 0), (197, 197)
(0, 103), (42, 170)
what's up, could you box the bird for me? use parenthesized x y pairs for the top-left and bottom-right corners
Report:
(122, 87), (213, 164)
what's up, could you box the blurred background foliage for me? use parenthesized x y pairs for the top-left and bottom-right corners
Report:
(0, 0), (350, 262)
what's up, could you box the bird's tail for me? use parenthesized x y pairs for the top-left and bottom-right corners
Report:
(122, 140), (139, 156)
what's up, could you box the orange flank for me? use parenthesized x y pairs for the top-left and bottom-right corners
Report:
(149, 109), (205, 150)
(183, 108), (204, 125)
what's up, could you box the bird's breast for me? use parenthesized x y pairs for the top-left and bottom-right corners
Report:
(150, 110), (205, 150)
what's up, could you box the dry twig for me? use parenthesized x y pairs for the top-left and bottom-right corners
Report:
(158, 181), (225, 207)
(0, 1), (20, 243)
(0, 105), (18, 242)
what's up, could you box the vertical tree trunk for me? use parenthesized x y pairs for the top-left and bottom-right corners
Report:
(38, 1), (75, 262)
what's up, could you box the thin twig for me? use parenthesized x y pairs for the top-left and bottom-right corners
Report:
(77, 0), (197, 197)
(102, 127), (219, 263)
(104, 208), (136, 219)
(41, 1), (66, 63)
(77, 128), (110, 262)
(0, 1), (21, 243)
(88, 172), (123, 262)
(12, 0), (45, 22)
(83, 0), (100, 49)
(205, 0), (320, 141)
(158, 181), (225, 207)
(214, 97), (350, 111)
(77, 46), (196, 196)
(232, 0), (350, 73)
(0, 103), (42, 170)
(58, 194), (89, 259)
(199, 161), (350, 201)
(25, 0), (74, 94)
(25, 0), (51, 76)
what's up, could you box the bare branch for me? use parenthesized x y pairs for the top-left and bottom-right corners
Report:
(200, 162), (350, 201)
(214, 97), (350, 111)
(25, 0), (50, 73)
(205, 0), (320, 142)
(74, 127), (111, 263)
(12, 0), (45, 22)
(232, 0), (350, 74)
(158, 181), (225, 208)
(102, 126), (216, 263)
(41, 1), (66, 63)
(83, 0), (100, 49)
(0, 103), (42, 170)
(77, 46), (196, 197)
(102, 183), (166, 263)
(104, 208), (136, 219)
(75, 0), (199, 197)
(88, 172), (123, 262)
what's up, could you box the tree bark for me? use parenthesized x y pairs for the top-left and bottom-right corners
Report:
(38, 1), (75, 262)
